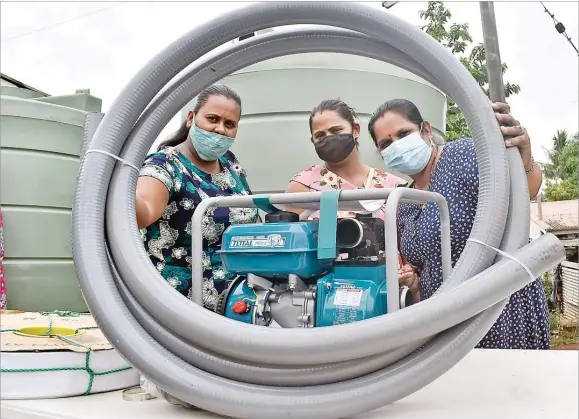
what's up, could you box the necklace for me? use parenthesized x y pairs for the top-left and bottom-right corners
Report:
(358, 165), (371, 189)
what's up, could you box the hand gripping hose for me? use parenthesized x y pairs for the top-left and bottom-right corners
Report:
(72, 3), (565, 418)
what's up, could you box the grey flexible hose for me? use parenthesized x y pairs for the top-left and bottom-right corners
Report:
(72, 3), (564, 418)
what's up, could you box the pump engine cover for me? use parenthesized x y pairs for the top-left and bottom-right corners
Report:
(219, 217), (334, 280)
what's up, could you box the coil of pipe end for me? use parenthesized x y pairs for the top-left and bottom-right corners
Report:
(72, 2), (565, 419)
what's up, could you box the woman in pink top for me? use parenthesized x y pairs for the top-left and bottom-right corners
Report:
(285, 99), (417, 301)
(285, 99), (407, 220)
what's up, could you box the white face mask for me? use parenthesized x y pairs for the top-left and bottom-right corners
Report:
(380, 129), (433, 175)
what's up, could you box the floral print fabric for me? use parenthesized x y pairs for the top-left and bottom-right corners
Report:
(139, 149), (258, 310)
(290, 164), (406, 220)
(0, 208), (6, 310)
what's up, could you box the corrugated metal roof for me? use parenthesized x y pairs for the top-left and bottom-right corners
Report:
(562, 261), (578, 322)
(530, 199), (578, 232)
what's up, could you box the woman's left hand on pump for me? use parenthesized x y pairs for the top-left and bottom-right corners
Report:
(398, 264), (421, 303)
(492, 102), (534, 171)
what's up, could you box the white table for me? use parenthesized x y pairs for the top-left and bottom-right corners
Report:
(2, 349), (577, 419)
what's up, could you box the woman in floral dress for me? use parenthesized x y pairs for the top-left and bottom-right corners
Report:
(137, 85), (258, 310)
(286, 99), (407, 220)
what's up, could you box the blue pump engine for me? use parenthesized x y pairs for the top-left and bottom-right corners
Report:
(216, 210), (414, 328)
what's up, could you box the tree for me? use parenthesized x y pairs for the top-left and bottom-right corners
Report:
(543, 130), (579, 201)
(419, 1), (521, 141)
(542, 130), (571, 180)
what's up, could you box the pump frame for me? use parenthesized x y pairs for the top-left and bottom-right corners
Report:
(190, 188), (451, 314)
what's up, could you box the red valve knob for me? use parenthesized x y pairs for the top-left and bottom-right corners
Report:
(231, 300), (249, 314)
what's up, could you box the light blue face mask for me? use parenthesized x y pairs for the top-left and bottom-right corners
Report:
(380, 128), (433, 175)
(189, 124), (235, 161)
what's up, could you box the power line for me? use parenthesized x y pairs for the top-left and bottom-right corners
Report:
(540, 1), (579, 56)
(1, 2), (126, 43)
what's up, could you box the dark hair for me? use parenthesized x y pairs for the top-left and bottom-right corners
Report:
(157, 84), (242, 151)
(308, 99), (358, 134)
(368, 99), (424, 144)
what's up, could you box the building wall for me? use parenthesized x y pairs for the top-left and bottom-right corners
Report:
(529, 219), (545, 241)
(562, 261), (579, 323)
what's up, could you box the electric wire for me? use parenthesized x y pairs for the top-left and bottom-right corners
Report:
(540, 1), (579, 56)
(1, 2), (126, 43)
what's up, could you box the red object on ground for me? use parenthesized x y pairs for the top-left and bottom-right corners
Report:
(231, 300), (249, 314)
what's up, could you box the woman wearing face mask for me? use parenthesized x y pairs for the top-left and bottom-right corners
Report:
(136, 85), (258, 310)
(286, 99), (407, 219)
(368, 98), (548, 349)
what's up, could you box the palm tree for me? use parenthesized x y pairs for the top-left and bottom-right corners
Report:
(542, 129), (569, 183)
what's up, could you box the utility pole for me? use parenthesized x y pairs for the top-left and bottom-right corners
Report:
(479, 1), (506, 103)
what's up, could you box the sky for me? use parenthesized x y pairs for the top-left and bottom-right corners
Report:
(1, 0), (578, 163)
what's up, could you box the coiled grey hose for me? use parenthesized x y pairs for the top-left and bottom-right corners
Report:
(72, 3), (565, 419)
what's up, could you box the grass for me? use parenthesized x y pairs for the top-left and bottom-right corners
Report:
(543, 274), (579, 348)
(550, 311), (579, 347)
(551, 328), (579, 347)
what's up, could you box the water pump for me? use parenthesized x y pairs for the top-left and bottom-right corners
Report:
(216, 210), (413, 328)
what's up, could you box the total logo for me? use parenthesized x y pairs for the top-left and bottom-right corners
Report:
(230, 234), (286, 248)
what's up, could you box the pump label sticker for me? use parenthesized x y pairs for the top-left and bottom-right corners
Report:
(333, 287), (363, 307)
(229, 234), (286, 248)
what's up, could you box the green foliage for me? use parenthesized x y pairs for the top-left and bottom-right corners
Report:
(543, 130), (579, 201)
(542, 271), (553, 304)
(560, 139), (579, 180)
(545, 180), (578, 201)
(419, 1), (521, 141)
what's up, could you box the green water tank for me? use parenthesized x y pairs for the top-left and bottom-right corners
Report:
(0, 87), (102, 312)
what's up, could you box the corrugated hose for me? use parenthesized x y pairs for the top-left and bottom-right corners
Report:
(72, 3), (565, 418)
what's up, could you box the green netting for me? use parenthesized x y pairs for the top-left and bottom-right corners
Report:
(0, 310), (133, 395)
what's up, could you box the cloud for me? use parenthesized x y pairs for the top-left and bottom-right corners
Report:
(1, 1), (254, 144)
(2, 1), (577, 161)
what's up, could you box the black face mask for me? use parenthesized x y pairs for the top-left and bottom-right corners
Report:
(313, 133), (357, 163)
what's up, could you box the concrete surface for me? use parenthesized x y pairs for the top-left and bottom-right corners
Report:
(1, 349), (577, 419)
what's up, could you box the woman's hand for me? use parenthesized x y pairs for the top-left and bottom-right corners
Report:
(492, 102), (542, 199)
(492, 102), (532, 165)
(398, 263), (420, 303)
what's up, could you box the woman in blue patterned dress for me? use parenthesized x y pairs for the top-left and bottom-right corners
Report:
(368, 99), (549, 349)
(136, 85), (258, 310)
